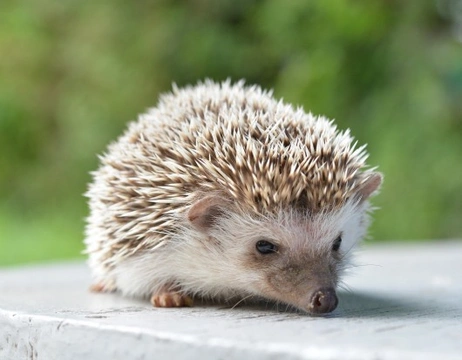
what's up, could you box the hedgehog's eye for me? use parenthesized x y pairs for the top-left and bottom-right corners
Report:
(256, 240), (278, 254)
(332, 236), (342, 252)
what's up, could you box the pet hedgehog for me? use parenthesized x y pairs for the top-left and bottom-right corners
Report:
(85, 80), (382, 314)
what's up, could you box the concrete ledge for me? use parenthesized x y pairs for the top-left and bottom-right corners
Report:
(1, 241), (462, 360)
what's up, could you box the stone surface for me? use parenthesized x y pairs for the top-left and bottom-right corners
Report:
(1, 241), (461, 360)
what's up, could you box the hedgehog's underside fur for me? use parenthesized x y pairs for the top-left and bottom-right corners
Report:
(85, 80), (378, 291)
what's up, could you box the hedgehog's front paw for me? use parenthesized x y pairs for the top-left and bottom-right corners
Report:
(150, 291), (193, 307)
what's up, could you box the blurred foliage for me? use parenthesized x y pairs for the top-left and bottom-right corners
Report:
(1, 0), (461, 266)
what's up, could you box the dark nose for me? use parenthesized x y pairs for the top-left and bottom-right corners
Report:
(308, 288), (338, 314)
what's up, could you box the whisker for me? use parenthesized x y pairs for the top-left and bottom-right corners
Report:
(351, 262), (382, 268)
(337, 281), (354, 294)
(230, 294), (254, 309)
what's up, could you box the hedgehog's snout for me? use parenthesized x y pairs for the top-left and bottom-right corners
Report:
(307, 287), (338, 314)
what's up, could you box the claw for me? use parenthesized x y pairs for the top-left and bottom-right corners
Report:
(89, 282), (116, 293)
(150, 291), (193, 307)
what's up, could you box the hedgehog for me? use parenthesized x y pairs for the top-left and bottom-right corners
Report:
(85, 80), (382, 314)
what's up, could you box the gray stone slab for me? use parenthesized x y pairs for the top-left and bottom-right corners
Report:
(1, 241), (461, 360)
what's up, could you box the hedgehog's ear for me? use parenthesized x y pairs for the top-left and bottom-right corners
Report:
(355, 172), (383, 203)
(187, 195), (229, 233)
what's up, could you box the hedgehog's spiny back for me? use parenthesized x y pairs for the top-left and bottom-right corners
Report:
(131, 80), (370, 213)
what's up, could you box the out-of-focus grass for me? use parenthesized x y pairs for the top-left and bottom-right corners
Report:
(0, 207), (85, 266)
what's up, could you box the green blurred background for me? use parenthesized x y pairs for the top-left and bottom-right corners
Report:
(1, 0), (461, 266)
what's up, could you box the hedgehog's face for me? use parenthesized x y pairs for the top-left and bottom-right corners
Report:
(245, 228), (343, 315)
(239, 203), (366, 315)
(187, 175), (381, 315)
